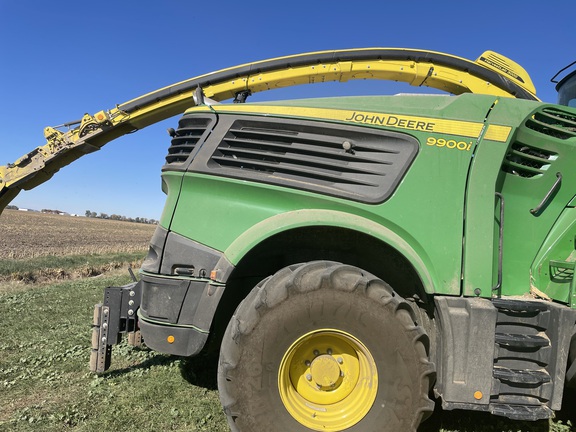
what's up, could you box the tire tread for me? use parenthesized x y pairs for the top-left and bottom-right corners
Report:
(218, 261), (435, 431)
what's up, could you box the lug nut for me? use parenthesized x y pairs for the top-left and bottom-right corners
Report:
(306, 374), (312, 381)
(337, 357), (343, 364)
(305, 360), (311, 366)
(313, 350), (320, 356)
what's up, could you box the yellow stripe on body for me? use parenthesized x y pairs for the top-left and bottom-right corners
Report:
(203, 105), (493, 140)
(484, 124), (512, 142)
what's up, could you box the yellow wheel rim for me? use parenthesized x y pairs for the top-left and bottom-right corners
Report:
(278, 329), (378, 431)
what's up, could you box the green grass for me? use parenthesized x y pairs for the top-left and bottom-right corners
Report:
(1, 273), (575, 431)
(0, 273), (228, 432)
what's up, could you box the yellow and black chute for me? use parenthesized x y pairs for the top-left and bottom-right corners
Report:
(0, 47), (537, 214)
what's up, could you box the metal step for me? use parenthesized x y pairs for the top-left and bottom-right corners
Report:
(481, 298), (572, 421)
(490, 403), (553, 421)
(493, 366), (551, 385)
(495, 332), (549, 349)
(492, 298), (549, 313)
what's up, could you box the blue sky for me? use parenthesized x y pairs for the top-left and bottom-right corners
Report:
(0, 1), (573, 219)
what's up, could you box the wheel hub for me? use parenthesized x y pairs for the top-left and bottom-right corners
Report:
(278, 329), (378, 431)
(310, 354), (341, 388)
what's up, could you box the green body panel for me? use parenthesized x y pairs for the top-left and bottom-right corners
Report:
(158, 172), (184, 229)
(531, 207), (576, 303)
(462, 98), (542, 297)
(495, 104), (576, 299)
(169, 175), (440, 289)
(163, 94), (502, 296)
(157, 93), (576, 303)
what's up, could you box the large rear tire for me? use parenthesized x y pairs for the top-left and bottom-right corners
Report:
(218, 261), (435, 432)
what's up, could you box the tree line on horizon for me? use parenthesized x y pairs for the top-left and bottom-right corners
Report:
(85, 210), (157, 225)
(4, 205), (157, 225)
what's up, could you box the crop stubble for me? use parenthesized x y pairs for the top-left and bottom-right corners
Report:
(0, 210), (155, 259)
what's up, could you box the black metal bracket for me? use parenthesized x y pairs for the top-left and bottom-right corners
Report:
(90, 281), (141, 373)
(233, 89), (252, 103)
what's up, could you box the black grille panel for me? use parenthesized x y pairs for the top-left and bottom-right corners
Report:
(165, 117), (213, 165)
(206, 118), (418, 203)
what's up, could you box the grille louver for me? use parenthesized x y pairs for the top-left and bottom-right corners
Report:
(502, 143), (557, 178)
(207, 119), (418, 203)
(165, 117), (212, 165)
(501, 106), (574, 178)
(525, 107), (576, 140)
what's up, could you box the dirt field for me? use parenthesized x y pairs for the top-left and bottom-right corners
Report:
(0, 210), (156, 259)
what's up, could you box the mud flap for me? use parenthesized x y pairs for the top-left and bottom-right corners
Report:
(89, 281), (141, 373)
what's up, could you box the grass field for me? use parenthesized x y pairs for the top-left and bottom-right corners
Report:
(1, 210), (575, 431)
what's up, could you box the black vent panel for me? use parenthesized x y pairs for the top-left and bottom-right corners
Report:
(502, 143), (557, 178)
(207, 119), (419, 203)
(526, 107), (576, 140)
(165, 117), (213, 165)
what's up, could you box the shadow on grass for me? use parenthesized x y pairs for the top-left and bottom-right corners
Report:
(554, 387), (576, 427)
(179, 351), (219, 390)
(97, 348), (181, 379)
(94, 344), (219, 389)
